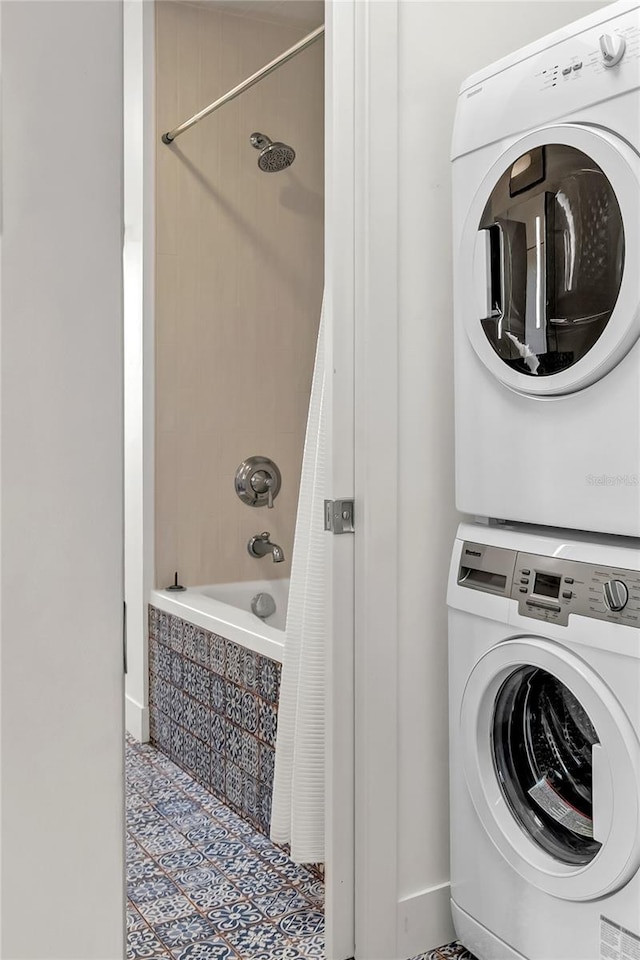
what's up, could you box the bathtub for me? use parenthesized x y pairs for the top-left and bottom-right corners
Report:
(149, 578), (288, 663)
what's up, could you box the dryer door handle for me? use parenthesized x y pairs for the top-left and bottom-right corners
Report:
(474, 223), (505, 326)
(592, 742), (613, 845)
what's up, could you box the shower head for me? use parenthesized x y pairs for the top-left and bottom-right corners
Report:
(250, 132), (295, 173)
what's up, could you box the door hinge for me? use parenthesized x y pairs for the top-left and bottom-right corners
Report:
(324, 499), (355, 534)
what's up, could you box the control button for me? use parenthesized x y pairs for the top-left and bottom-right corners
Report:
(562, 591), (573, 599)
(562, 66), (572, 75)
(603, 579), (629, 612)
(521, 569), (530, 576)
(573, 62), (583, 71)
(565, 577), (574, 584)
(600, 33), (626, 68)
(519, 588), (528, 594)
(520, 578), (529, 585)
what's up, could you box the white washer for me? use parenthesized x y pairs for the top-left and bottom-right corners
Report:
(448, 521), (640, 960)
(452, 2), (640, 537)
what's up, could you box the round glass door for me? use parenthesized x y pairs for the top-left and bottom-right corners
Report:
(492, 665), (601, 866)
(478, 144), (624, 377)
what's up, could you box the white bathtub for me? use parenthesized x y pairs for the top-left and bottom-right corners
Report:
(150, 579), (288, 663)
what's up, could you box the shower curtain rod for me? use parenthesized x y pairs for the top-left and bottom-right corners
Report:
(161, 24), (325, 144)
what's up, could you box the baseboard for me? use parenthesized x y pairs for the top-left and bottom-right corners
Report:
(397, 881), (455, 960)
(125, 694), (149, 742)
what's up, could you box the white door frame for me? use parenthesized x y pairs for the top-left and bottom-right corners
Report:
(326, 1), (401, 957)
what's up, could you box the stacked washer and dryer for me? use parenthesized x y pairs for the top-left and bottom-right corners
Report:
(448, 4), (640, 960)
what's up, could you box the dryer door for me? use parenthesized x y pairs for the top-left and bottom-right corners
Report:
(461, 637), (640, 901)
(459, 124), (640, 396)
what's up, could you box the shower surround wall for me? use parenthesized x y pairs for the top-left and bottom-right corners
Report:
(155, 2), (324, 589)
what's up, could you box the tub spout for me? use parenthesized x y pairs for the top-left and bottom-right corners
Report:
(247, 531), (285, 563)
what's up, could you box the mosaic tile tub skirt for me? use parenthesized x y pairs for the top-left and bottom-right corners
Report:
(149, 605), (281, 836)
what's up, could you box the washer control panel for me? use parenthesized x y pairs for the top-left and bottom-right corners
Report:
(458, 541), (640, 628)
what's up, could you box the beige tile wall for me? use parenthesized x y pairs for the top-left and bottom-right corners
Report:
(155, 1), (324, 588)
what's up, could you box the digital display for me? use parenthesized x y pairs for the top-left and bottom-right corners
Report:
(534, 571), (561, 599)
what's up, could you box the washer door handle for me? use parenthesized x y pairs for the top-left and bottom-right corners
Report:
(592, 742), (613, 845)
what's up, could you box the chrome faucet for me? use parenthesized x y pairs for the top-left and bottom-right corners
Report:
(247, 531), (285, 563)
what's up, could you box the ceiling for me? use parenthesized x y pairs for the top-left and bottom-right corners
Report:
(187, 0), (324, 28)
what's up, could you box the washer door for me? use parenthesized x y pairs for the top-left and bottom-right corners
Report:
(459, 124), (640, 396)
(461, 638), (640, 901)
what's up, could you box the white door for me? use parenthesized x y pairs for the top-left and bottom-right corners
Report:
(461, 637), (640, 901)
(459, 125), (640, 395)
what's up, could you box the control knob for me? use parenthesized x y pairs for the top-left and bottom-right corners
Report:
(603, 579), (629, 612)
(599, 33), (626, 67)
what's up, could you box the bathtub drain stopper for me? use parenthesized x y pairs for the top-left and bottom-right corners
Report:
(166, 571), (186, 592)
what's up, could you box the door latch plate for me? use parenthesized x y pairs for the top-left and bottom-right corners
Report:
(324, 499), (355, 534)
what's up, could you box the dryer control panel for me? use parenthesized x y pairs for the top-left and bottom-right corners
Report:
(458, 541), (640, 628)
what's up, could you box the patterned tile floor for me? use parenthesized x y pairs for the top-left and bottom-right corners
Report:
(411, 943), (476, 960)
(126, 736), (324, 959)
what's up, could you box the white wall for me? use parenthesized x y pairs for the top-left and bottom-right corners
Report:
(362, 2), (608, 957)
(124, 0), (155, 741)
(1, 3), (125, 957)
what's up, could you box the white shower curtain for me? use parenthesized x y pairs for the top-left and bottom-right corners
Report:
(270, 301), (327, 864)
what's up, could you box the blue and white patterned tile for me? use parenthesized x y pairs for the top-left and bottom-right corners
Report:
(127, 834), (149, 863)
(210, 751), (226, 795)
(157, 848), (207, 873)
(225, 723), (241, 765)
(205, 901), (264, 932)
(225, 642), (242, 685)
(194, 629), (210, 666)
(173, 863), (228, 894)
(171, 687), (187, 726)
(155, 797), (201, 820)
(278, 908), (324, 939)
(183, 622), (196, 661)
(258, 742), (275, 786)
(257, 781), (272, 832)
(154, 914), (217, 950)
(171, 941), (240, 960)
(135, 824), (188, 858)
(211, 675), (225, 715)
(258, 701), (277, 747)
(209, 635), (225, 675)
(258, 657), (279, 703)
(286, 933), (324, 958)
(137, 894), (194, 926)
(248, 950), (311, 960)
(186, 879), (244, 911)
(171, 653), (184, 689)
(184, 821), (228, 847)
(231, 864), (290, 898)
(149, 637), (160, 675)
(194, 703), (211, 746)
(159, 612), (170, 645)
(170, 617), (184, 654)
(240, 731), (260, 778)
(127, 925), (170, 959)
(127, 904), (148, 934)
(224, 762), (243, 810)
(225, 683), (242, 726)
(158, 643), (172, 682)
(224, 920), (292, 957)
(129, 875), (182, 905)
(149, 605), (159, 641)
(170, 725), (186, 767)
(192, 663), (211, 705)
(241, 691), (259, 735)
(200, 837), (249, 861)
(210, 714), (226, 754)
(242, 649), (259, 693)
(408, 953), (449, 960)
(253, 888), (313, 920)
(243, 773), (260, 822)
(127, 858), (166, 885)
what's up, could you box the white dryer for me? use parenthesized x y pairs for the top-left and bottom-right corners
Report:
(448, 521), (640, 960)
(452, 2), (640, 537)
